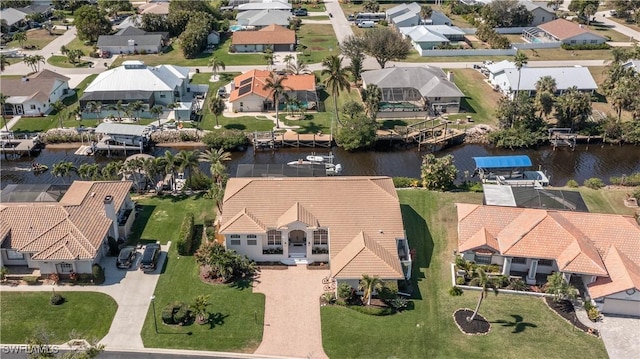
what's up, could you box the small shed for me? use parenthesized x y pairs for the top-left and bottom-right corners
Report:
(208, 31), (220, 45)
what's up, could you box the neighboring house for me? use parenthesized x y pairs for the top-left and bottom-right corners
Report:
(386, 2), (422, 28)
(227, 69), (318, 112)
(1, 70), (71, 117)
(537, 18), (607, 45)
(97, 26), (168, 55)
(0, 181), (135, 276)
(485, 60), (516, 85)
(493, 66), (598, 99)
(231, 24), (296, 53)
(115, 15), (142, 30)
(138, 1), (169, 15)
(622, 59), (640, 72)
(400, 26), (450, 51)
(361, 66), (465, 115)
(0, 8), (29, 29)
(457, 203), (640, 317)
(237, 1), (292, 12)
(422, 11), (453, 26)
(219, 177), (412, 288)
(208, 31), (221, 46)
(520, 0), (556, 26)
(80, 60), (190, 119)
(236, 9), (291, 29)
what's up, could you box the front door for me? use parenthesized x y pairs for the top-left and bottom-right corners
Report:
(289, 230), (306, 246)
(16, 105), (23, 115)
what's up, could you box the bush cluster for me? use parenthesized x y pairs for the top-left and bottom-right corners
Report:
(150, 129), (201, 143)
(24, 276), (39, 285)
(610, 172), (640, 187)
(561, 43), (610, 50)
(162, 301), (191, 325)
(186, 172), (213, 191)
(202, 130), (249, 150)
(584, 177), (605, 190)
(92, 264), (105, 285)
(566, 179), (579, 188)
(50, 294), (65, 305)
(392, 177), (419, 188)
(449, 286), (464, 296)
(177, 213), (195, 255)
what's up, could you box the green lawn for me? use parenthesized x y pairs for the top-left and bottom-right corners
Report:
(406, 48), (613, 63)
(64, 37), (96, 56)
(321, 190), (607, 359)
(0, 292), (117, 344)
(578, 188), (638, 215)
(47, 55), (92, 68)
(6, 28), (66, 50)
(449, 68), (501, 125)
(133, 195), (265, 352)
(297, 24), (339, 64)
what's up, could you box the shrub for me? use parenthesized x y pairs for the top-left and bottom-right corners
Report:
(174, 304), (191, 324)
(584, 177), (605, 190)
(633, 188), (640, 202)
(379, 19), (388, 26)
(587, 307), (601, 322)
(561, 43), (610, 50)
(92, 264), (105, 285)
(337, 282), (353, 300)
(456, 276), (466, 285)
(388, 297), (408, 311)
(162, 301), (191, 325)
(322, 292), (335, 303)
(24, 276), (39, 285)
(348, 305), (395, 316)
(176, 213), (195, 255)
(0, 266), (7, 281)
(449, 286), (463, 296)
(566, 179), (579, 188)
(107, 236), (119, 256)
(185, 172), (212, 191)
(610, 172), (640, 186)
(202, 130), (249, 150)
(50, 294), (65, 305)
(506, 278), (527, 291)
(162, 305), (175, 324)
(377, 285), (398, 302)
(392, 177), (418, 188)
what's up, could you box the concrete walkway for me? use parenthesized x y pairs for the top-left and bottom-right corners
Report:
(0, 243), (170, 350)
(595, 11), (640, 41)
(253, 266), (330, 359)
(3, 116), (22, 131)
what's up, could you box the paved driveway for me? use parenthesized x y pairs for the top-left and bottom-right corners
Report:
(253, 266), (330, 359)
(597, 315), (640, 359)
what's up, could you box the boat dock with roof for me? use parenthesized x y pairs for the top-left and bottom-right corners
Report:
(473, 155), (549, 187)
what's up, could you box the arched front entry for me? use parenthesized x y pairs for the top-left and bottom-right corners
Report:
(289, 230), (306, 245)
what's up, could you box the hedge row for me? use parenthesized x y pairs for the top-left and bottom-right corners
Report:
(176, 213), (195, 256)
(561, 43), (610, 50)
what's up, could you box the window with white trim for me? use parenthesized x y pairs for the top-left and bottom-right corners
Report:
(267, 230), (282, 245)
(313, 229), (328, 245)
(230, 239), (241, 246)
(230, 234), (240, 239)
(57, 263), (73, 273)
(247, 234), (257, 238)
(247, 239), (257, 246)
(512, 257), (526, 265)
(6, 250), (24, 260)
(474, 254), (491, 265)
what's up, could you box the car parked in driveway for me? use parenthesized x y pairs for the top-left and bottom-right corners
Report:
(116, 247), (137, 269)
(140, 243), (161, 272)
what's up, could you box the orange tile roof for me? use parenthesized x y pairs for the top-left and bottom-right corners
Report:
(589, 246), (640, 299)
(228, 69), (316, 102)
(220, 177), (406, 279)
(231, 24), (295, 46)
(457, 204), (640, 298)
(277, 202), (319, 228)
(538, 18), (606, 41)
(0, 181), (132, 261)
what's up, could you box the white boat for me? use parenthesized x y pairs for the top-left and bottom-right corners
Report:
(287, 160), (343, 176)
(306, 153), (334, 163)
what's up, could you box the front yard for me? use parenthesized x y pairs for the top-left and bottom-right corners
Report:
(321, 190), (607, 358)
(6, 28), (66, 50)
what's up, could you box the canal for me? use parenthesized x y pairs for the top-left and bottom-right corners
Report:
(1, 143), (639, 187)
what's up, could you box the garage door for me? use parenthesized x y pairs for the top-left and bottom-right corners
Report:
(603, 299), (640, 317)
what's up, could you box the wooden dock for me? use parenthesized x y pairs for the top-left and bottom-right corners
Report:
(252, 131), (332, 151)
(0, 138), (42, 158)
(406, 118), (466, 151)
(548, 128), (576, 150)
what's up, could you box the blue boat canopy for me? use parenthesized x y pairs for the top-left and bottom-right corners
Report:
(473, 155), (532, 169)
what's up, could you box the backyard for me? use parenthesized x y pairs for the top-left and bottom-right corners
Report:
(449, 68), (501, 124)
(321, 190), (608, 359)
(132, 195), (266, 352)
(6, 28), (66, 50)
(0, 292), (117, 344)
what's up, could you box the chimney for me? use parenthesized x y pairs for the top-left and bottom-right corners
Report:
(447, 71), (454, 82)
(103, 195), (119, 239)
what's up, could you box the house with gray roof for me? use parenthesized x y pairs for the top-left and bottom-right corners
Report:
(386, 2), (422, 28)
(623, 59), (640, 73)
(493, 66), (598, 99)
(520, 0), (556, 26)
(236, 9), (291, 29)
(399, 26), (450, 51)
(97, 26), (169, 55)
(361, 67), (465, 116)
(422, 11), (453, 26)
(237, 0), (291, 12)
(0, 8), (29, 29)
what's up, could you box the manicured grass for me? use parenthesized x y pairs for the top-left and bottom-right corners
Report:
(0, 292), (117, 344)
(47, 55), (92, 68)
(64, 37), (96, 56)
(578, 188), (639, 215)
(134, 195), (265, 352)
(406, 48), (613, 63)
(6, 28), (66, 49)
(449, 68), (501, 125)
(11, 116), (57, 132)
(297, 24), (340, 64)
(321, 190), (607, 359)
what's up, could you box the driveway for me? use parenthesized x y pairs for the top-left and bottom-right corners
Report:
(253, 266), (330, 359)
(596, 315), (640, 359)
(0, 243), (170, 350)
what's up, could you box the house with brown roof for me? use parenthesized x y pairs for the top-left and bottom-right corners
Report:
(1, 70), (71, 117)
(456, 204), (640, 317)
(0, 181), (135, 276)
(227, 69), (318, 112)
(219, 177), (412, 287)
(536, 18), (607, 45)
(231, 24), (296, 53)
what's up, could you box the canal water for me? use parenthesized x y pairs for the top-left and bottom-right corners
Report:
(1, 143), (639, 187)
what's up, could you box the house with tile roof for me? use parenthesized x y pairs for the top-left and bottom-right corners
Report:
(231, 24), (296, 53)
(361, 66), (465, 116)
(227, 69), (318, 112)
(1, 70), (71, 117)
(537, 18), (607, 45)
(219, 177), (412, 286)
(456, 204), (640, 317)
(0, 181), (135, 276)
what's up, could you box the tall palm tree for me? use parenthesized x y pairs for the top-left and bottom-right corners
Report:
(176, 150), (201, 184)
(199, 148), (231, 185)
(208, 95), (225, 129)
(113, 100), (125, 120)
(283, 54), (294, 66)
(420, 5), (433, 24)
(78, 163), (99, 180)
(125, 157), (144, 192)
(535, 76), (557, 94)
(129, 101), (145, 122)
(534, 76), (557, 120)
(263, 47), (274, 71)
(51, 100), (66, 128)
(0, 54), (10, 72)
(513, 51), (529, 99)
(32, 55), (45, 72)
(142, 157), (160, 189)
(101, 160), (124, 180)
(13, 31), (27, 48)
(361, 84), (382, 120)
(163, 150), (180, 188)
(359, 274), (384, 306)
(52, 161), (77, 184)
(150, 105), (164, 127)
(209, 56), (226, 81)
(322, 55), (350, 127)
(285, 58), (310, 75)
(0, 93), (9, 132)
(262, 72), (289, 129)
(467, 268), (498, 322)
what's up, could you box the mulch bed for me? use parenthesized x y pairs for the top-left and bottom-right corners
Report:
(544, 297), (599, 337)
(453, 309), (491, 335)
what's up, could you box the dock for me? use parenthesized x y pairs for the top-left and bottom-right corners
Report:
(548, 128), (576, 150)
(252, 131), (332, 151)
(406, 118), (466, 151)
(0, 138), (42, 158)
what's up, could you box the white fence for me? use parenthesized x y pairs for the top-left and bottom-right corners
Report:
(419, 48), (517, 57)
(513, 42), (562, 49)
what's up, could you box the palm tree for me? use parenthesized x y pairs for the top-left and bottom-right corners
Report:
(50, 100), (66, 128)
(361, 84), (382, 120)
(262, 72), (289, 129)
(51, 161), (77, 184)
(513, 51), (529, 99)
(32, 55), (45, 72)
(129, 101), (145, 122)
(176, 150), (201, 184)
(113, 100), (125, 120)
(163, 150), (180, 189)
(191, 295), (211, 324)
(285, 58), (310, 75)
(78, 163), (99, 180)
(467, 268), (498, 322)
(205, 183), (225, 212)
(209, 56), (226, 81)
(535, 76), (557, 94)
(208, 95), (226, 129)
(149, 105), (164, 127)
(322, 55), (351, 127)
(142, 157), (160, 189)
(359, 274), (384, 306)
(545, 272), (578, 302)
(0, 54), (10, 72)
(13, 31), (27, 48)
(263, 47), (274, 70)
(420, 5), (433, 24)
(0, 93), (9, 132)
(283, 54), (294, 66)
(199, 148), (231, 185)
(23, 55), (36, 73)
(534, 76), (557, 120)
(583, 4), (597, 25)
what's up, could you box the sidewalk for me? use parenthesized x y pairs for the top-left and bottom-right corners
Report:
(595, 11), (640, 41)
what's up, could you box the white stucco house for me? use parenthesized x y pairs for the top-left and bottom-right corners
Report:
(457, 204), (640, 317)
(492, 66), (598, 99)
(219, 177), (413, 287)
(0, 181), (135, 276)
(537, 18), (608, 45)
(1, 70), (71, 117)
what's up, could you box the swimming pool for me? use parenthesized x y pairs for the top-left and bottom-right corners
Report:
(230, 25), (243, 32)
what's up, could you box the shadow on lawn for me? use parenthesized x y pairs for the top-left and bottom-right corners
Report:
(225, 123), (247, 130)
(460, 97), (478, 115)
(294, 120), (323, 134)
(208, 312), (229, 329)
(492, 314), (538, 333)
(127, 205), (156, 244)
(400, 204), (435, 301)
(229, 277), (255, 291)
